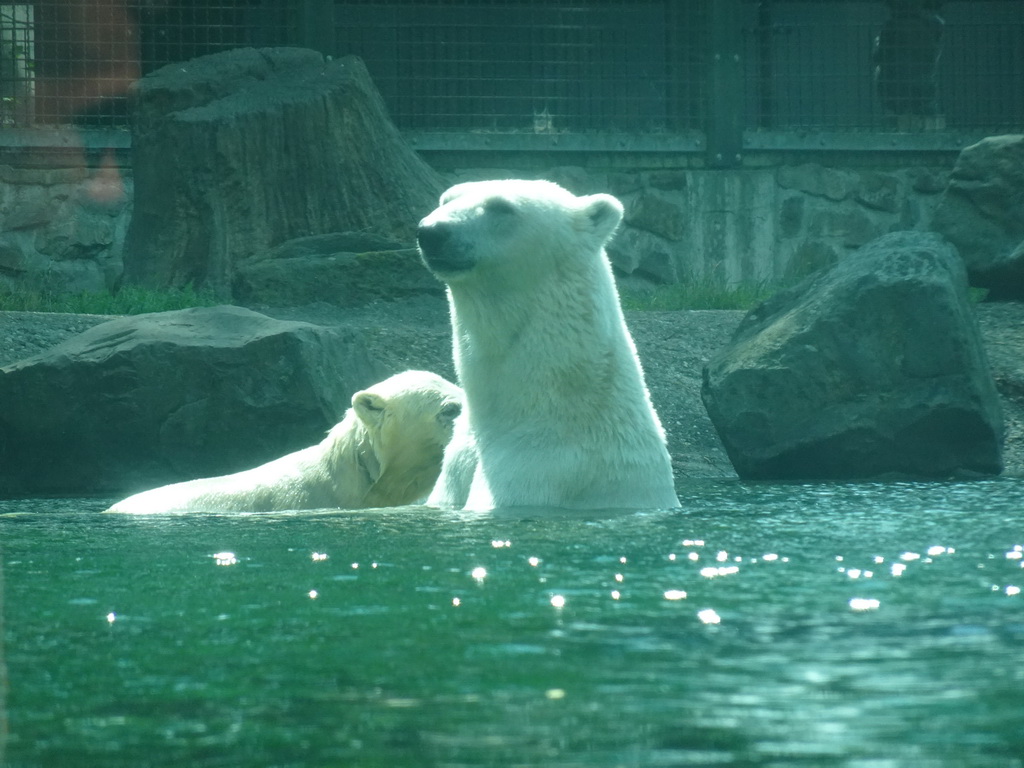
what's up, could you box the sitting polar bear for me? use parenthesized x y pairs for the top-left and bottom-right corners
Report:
(107, 370), (462, 513)
(417, 179), (680, 511)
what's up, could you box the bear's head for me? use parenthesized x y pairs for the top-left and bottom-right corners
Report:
(351, 370), (462, 505)
(353, 370), (462, 459)
(417, 179), (623, 286)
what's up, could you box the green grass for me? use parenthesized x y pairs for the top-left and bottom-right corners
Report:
(0, 284), (221, 315)
(620, 279), (784, 311)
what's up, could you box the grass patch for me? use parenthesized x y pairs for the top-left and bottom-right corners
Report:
(620, 279), (784, 311)
(0, 284), (221, 315)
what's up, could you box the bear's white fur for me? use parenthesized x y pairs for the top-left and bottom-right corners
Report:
(106, 370), (462, 513)
(418, 179), (679, 511)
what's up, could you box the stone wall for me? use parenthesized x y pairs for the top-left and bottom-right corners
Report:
(446, 161), (952, 290)
(0, 154), (952, 296)
(0, 159), (132, 295)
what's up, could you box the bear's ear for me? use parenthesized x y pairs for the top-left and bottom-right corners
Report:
(353, 390), (387, 426)
(578, 194), (624, 241)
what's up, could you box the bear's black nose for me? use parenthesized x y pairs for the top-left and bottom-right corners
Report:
(418, 221), (474, 276)
(416, 221), (451, 258)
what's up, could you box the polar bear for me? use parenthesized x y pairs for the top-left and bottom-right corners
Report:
(417, 179), (680, 511)
(107, 370), (462, 513)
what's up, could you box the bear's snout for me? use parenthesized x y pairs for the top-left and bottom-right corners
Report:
(417, 220), (451, 255)
(418, 221), (473, 276)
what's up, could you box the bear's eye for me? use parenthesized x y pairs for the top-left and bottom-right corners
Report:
(439, 402), (462, 421)
(484, 198), (516, 216)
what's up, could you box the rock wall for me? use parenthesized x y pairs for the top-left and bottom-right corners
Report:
(445, 162), (951, 289)
(0, 156), (951, 297)
(0, 159), (132, 295)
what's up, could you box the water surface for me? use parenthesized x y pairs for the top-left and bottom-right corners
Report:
(2, 479), (1023, 767)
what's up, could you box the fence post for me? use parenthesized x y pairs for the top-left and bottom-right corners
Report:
(299, 0), (336, 56)
(706, 0), (743, 167)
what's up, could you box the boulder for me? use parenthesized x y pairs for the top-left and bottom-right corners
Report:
(932, 135), (1024, 299)
(0, 305), (385, 496)
(122, 48), (443, 298)
(233, 233), (444, 306)
(702, 231), (1004, 480)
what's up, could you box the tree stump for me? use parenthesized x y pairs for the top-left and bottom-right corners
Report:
(122, 48), (444, 298)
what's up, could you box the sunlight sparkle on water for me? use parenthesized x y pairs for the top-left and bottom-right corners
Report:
(841, 568), (873, 579)
(212, 552), (237, 566)
(849, 598), (881, 611)
(550, 594), (566, 608)
(471, 567), (487, 581)
(664, 590), (688, 601)
(701, 565), (739, 578)
(697, 608), (721, 624)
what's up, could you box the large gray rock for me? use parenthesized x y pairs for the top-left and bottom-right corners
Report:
(233, 233), (443, 306)
(932, 135), (1024, 299)
(0, 305), (385, 496)
(701, 231), (1004, 480)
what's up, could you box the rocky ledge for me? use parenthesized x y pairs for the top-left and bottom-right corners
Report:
(0, 293), (1021, 496)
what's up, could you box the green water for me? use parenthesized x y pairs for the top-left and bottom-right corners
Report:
(2, 480), (1023, 767)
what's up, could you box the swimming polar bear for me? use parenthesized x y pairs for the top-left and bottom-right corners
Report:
(107, 370), (462, 513)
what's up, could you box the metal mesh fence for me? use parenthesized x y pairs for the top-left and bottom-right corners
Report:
(335, 1), (707, 133)
(744, 1), (1024, 132)
(0, 1), (1021, 137)
(1, 1), (296, 128)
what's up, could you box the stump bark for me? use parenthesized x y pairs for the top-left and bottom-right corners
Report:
(122, 48), (443, 298)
